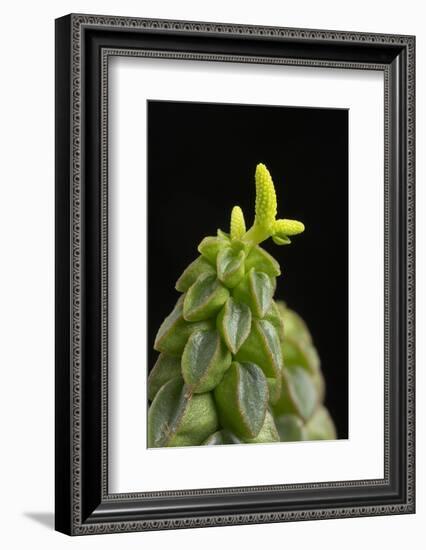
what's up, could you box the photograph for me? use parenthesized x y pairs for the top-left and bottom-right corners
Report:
(147, 100), (348, 448)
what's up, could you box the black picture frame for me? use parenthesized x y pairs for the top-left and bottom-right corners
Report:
(55, 14), (415, 536)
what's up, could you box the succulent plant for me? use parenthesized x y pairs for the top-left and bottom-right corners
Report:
(148, 163), (336, 447)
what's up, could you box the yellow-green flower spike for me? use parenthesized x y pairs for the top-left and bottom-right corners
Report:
(230, 206), (246, 240)
(254, 163), (277, 229)
(273, 219), (305, 236)
(243, 163), (304, 246)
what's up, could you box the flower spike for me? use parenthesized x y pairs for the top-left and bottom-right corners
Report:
(241, 163), (305, 246)
(254, 163), (277, 231)
(230, 206), (246, 240)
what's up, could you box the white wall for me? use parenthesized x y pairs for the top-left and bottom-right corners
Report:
(0, 0), (423, 548)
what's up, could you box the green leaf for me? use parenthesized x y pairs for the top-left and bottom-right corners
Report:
(273, 365), (318, 421)
(235, 319), (283, 380)
(281, 338), (320, 376)
(305, 406), (337, 440)
(217, 229), (231, 241)
(272, 235), (291, 245)
(148, 378), (219, 447)
(249, 270), (274, 318)
(243, 411), (280, 444)
(183, 273), (229, 322)
(233, 269), (274, 318)
(216, 247), (245, 288)
(154, 296), (214, 355)
(274, 413), (307, 442)
(266, 376), (282, 405)
(147, 353), (182, 401)
(181, 329), (231, 393)
(217, 298), (252, 354)
(244, 245), (281, 277)
(281, 306), (312, 345)
(198, 236), (229, 265)
(264, 300), (285, 342)
(203, 430), (242, 445)
(214, 362), (269, 439)
(175, 256), (215, 292)
(311, 369), (325, 404)
(279, 305), (321, 378)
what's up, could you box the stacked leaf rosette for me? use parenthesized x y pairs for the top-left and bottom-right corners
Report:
(148, 164), (336, 447)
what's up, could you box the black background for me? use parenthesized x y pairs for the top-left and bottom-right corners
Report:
(147, 100), (348, 439)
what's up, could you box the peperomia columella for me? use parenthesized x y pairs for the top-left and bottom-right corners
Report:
(148, 163), (336, 447)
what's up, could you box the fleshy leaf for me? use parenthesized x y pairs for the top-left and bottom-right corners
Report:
(175, 256), (215, 293)
(233, 269), (275, 319)
(248, 269), (274, 318)
(230, 206), (246, 240)
(198, 236), (229, 265)
(148, 378), (219, 447)
(203, 430), (242, 445)
(272, 234), (291, 245)
(266, 376), (282, 405)
(243, 410), (280, 444)
(281, 338), (320, 376)
(273, 365), (318, 421)
(311, 369), (326, 404)
(147, 353), (182, 401)
(183, 273), (229, 322)
(154, 296), (214, 355)
(217, 298), (252, 354)
(275, 413), (307, 442)
(216, 247), (245, 288)
(217, 229), (231, 241)
(264, 300), (285, 342)
(305, 406), (337, 440)
(280, 304), (312, 345)
(279, 303), (320, 376)
(214, 362), (269, 439)
(244, 245), (281, 277)
(235, 319), (283, 380)
(181, 329), (231, 393)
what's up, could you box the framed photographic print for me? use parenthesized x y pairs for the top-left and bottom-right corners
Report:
(55, 14), (415, 535)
